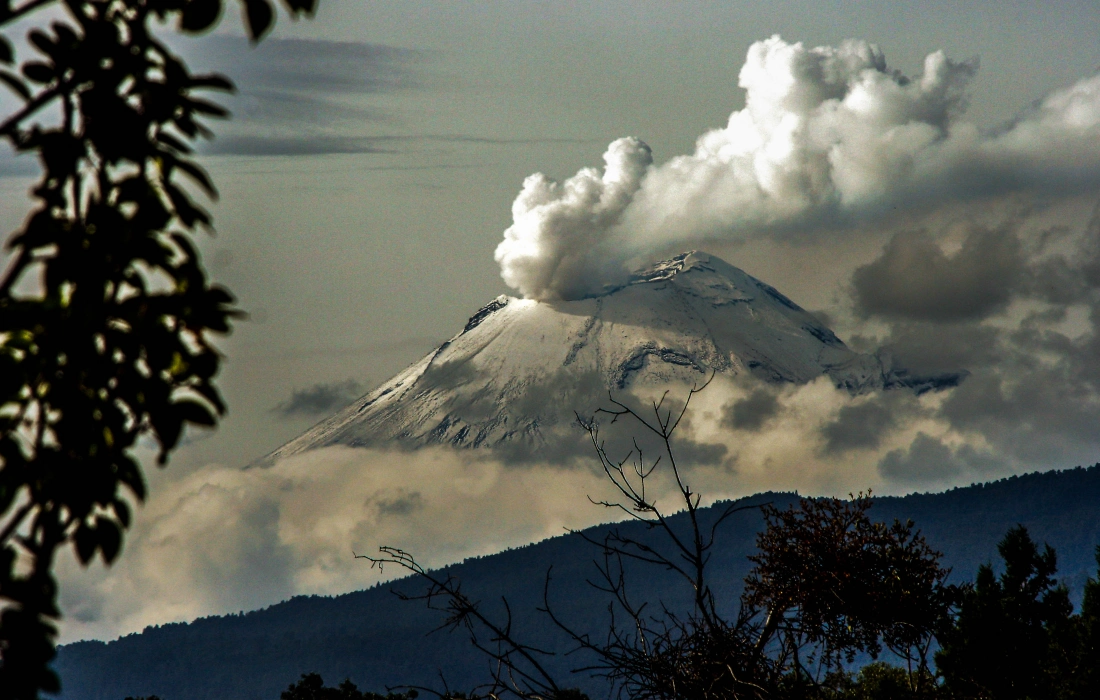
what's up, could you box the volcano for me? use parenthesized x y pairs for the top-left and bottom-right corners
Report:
(262, 252), (963, 463)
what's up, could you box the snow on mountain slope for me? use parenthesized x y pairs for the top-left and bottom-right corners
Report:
(262, 252), (963, 462)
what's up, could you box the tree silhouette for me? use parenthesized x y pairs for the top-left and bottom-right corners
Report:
(937, 525), (1076, 699)
(363, 386), (955, 700)
(745, 494), (952, 689)
(0, 0), (315, 695)
(281, 672), (419, 700)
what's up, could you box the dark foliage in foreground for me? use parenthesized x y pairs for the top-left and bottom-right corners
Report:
(369, 513), (1100, 700)
(363, 387), (956, 700)
(0, 0), (318, 694)
(281, 672), (419, 700)
(360, 388), (1100, 700)
(936, 528), (1100, 699)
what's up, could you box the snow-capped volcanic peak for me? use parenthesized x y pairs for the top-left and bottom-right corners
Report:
(262, 252), (962, 462)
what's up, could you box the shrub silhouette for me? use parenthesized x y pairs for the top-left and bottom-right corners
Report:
(361, 386), (955, 699)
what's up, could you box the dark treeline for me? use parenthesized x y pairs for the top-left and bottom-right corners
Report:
(345, 391), (1100, 700)
(290, 522), (1100, 700)
(54, 464), (1100, 700)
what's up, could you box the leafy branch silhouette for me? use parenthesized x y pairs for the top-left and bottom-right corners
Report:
(0, 0), (316, 695)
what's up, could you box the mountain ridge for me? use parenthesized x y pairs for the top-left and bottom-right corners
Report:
(261, 251), (964, 465)
(55, 464), (1100, 700)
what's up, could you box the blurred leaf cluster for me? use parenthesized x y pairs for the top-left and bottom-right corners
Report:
(0, 0), (315, 696)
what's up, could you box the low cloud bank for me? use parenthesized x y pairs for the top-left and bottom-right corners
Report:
(61, 352), (1100, 644)
(57, 446), (617, 643)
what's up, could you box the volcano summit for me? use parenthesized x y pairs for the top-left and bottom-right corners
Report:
(263, 252), (963, 463)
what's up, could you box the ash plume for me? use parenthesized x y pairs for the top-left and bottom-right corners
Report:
(495, 35), (1100, 301)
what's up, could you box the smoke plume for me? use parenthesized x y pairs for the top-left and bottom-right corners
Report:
(495, 35), (1100, 300)
(494, 137), (652, 299)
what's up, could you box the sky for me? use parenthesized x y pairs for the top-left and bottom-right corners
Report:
(3, 0), (1100, 644)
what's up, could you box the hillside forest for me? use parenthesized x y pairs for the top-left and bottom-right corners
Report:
(56, 387), (1100, 700)
(279, 520), (1100, 700)
(307, 394), (1100, 700)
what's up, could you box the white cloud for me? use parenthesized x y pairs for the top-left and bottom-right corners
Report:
(58, 364), (1090, 643)
(57, 446), (619, 643)
(494, 136), (652, 300)
(496, 35), (1100, 300)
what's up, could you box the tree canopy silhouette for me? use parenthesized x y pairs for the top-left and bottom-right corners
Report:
(363, 386), (957, 700)
(936, 526), (1100, 699)
(281, 672), (419, 700)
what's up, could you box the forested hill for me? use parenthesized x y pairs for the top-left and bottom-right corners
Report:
(55, 465), (1100, 700)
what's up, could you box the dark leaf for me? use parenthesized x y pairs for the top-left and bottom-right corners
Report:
(163, 182), (211, 228)
(176, 399), (216, 427)
(190, 382), (227, 414)
(27, 30), (53, 57)
(168, 231), (199, 266)
(35, 130), (84, 180)
(109, 499), (132, 529)
(95, 517), (122, 563)
(50, 23), (79, 49)
(73, 524), (97, 565)
(0, 36), (13, 64)
(189, 73), (234, 92)
(134, 189), (175, 232)
(153, 412), (183, 461)
(241, 0), (274, 41)
(155, 131), (193, 155)
(180, 0), (223, 32)
(117, 455), (147, 502)
(21, 62), (54, 84)
(172, 158), (218, 198)
(0, 70), (30, 100)
(115, 175), (155, 204)
(185, 97), (229, 118)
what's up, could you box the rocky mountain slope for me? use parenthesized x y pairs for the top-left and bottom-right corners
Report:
(263, 251), (962, 462)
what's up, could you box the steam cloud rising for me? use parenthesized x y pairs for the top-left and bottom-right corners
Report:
(495, 36), (1100, 300)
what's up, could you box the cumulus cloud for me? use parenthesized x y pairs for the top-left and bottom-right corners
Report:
(57, 446), (625, 643)
(496, 35), (1100, 300)
(843, 199), (1100, 484)
(494, 137), (652, 300)
(820, 392), (911, 454)
(879, 432), (1003, 488)
(722, 387), (782, 431)
(273, 380), (364, 418)
(852, 226), (1025, 321)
